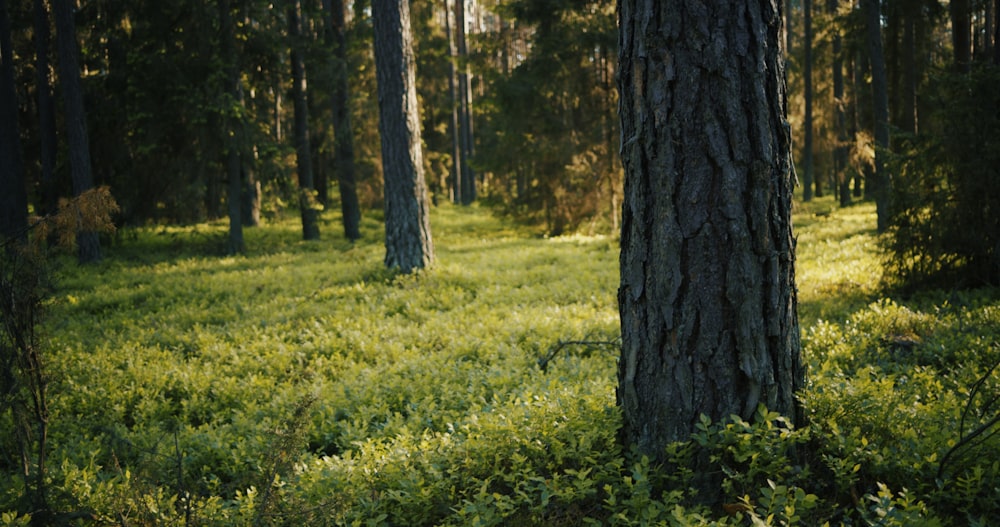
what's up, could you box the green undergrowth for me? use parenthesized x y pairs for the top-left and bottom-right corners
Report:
(2, 198), (998, 525)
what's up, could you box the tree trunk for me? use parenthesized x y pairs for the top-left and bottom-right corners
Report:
(53, 0), (101, 262)
(289, 0), (320, 241)
(219, 0), (244, 254)
(324, 0), (361, 241)
(0, 0), (28, 243)
(864, 0), (891, 232)
(830, 0), (851, 207)
(803, 0), (815, 200)
(445, 0), (462, 204)
(373, 0), (434, 273)
(33, 0), (58, 218)
(951, 0), (971, 72)
(617, 0), (803, 501)
(455, 0), (476, 205)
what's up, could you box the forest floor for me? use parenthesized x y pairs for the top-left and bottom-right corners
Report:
(3, 196), (998, 525)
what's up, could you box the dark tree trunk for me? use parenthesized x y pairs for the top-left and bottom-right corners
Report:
(455, 0), (475, 205)
(323, 0), (361, 241)
(864, 0), (891, 232)
(830, 0), (851, 206)
(53, 0), (101, 262)
(445, 0), (462, 204)
(219, 0), (244, 254)
(0, 0), (28, 243)
(803, 0), (816, 200)
(372, 0), (434, 273)
(951, 0), (971, 72)
(901, 15), (917, 134)
(289, 0), (320, 240)
(617, 0), (803, 501)
(33, 0), (58, 218)
(995, 0), (1000, 66)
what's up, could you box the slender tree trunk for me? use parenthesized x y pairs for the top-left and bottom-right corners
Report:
(53, 0), (101, 262)
(455, 0), (476, 205)
(803, 0), (815, 200)
(289, 0), (320, 240)
(324, 0), (361, 240)
(995, 0), (1000, 66)
(0, 0), (28, 242)
(830, 0), (851, 206)
(373, 0), (434, 273)
(33, 0), (58, 218)
(220, 0), (244, 254)
(864, 0), (891, 232)
(617, 0), (802, 502)
(445, 0), (462, 204)
(951, 0), (972, 72)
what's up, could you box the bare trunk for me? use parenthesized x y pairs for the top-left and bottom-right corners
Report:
(53, 0), (101, 262)
(289, 0), (320, 240)
(324, 0), (361, 240)
(1, 0), (28, 242)
(456, 0), (475, 205)
(864, 0), (891, 232)
(33, 0), (58, 218)
(617, 0), (802, 501)
(803, 0), (816, 200)
(220, 0), (244, 254)
(445, 0), (462, 204)
(373, 0), (434, 272)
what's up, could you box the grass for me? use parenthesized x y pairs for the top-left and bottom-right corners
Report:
(3, 196), (998, 525)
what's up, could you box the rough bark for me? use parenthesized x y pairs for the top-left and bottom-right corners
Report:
(289, 0), (320, 240)
(616, 0), (803, 497)
(864, 0), (891, 232)
(323, 0), (361, 241)
(53, 0), (101, 262)
(0, 0), (28, 243)
(373, 0), (434, 273)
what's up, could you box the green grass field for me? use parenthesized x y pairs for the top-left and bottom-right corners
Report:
(3, 197), (998, 525)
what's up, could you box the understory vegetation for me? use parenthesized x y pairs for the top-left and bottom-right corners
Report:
(2, 197), (998, 525)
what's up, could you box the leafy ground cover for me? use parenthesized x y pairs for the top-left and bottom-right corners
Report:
(2, 198), (998, 525)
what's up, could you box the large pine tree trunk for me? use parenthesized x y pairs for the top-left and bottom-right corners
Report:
(219, 0), (244, 254)
(803, 0), (815, 201)
(455, 0), (475, 205)
(324, 0), (361, 241)
(830, 0), (851, 206)
(0, 0), (28, 243)
(373, 0), (433, 273)
(289, 0), (320, 240)
(617, 0), (803, 497)
(445, 0), (462, 204)
(53, 0), (101, 262)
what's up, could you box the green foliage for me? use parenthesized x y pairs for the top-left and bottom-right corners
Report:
(2, 199), (999, 525)
(884, 67), (1000, 290)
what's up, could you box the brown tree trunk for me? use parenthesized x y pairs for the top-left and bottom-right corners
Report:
(830, 0), (851, 206)
(324, 0), (361, 240)
(53, 0), (101, 262)
(289, 0), (320, 240)
(803, 0), (816, 200)
(617, 0), (803, 500)
(455, 0), (475, 205)
(864, 0), (891, 232)
(219, 0), (244, 254)
(373, 0), (434, 273)
(445, 0), (462, 204)
(0, 0), (28, 243)
(33, 0), (58, 218)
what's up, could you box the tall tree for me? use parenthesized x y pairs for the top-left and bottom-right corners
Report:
(950, 0), (971, 72)
(829, 0), (851, 206)
(803, 0), (816, 200)
(289, 0), (320, 240)
(455, 0), (476, 205)
(323, 0), (361, 241)
(372, 0), (434, 272)
(617, 0), (803, 500)
(53, 0), (101, 262)
(220, 0), (245, 254)
(864, 0), (892, 232)
(0, 0), (28, 242)
(445, 0), (463, 203)
(33, 0), (58, 217)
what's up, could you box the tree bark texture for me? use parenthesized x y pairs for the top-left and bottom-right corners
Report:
(53, 0), (101, 262)
(289, 0), (320, 241)
(219, 0), (244, 254)
(323, 0), (361, 241)
(864, 0), (891, 232)
(455, 0), (476, 205)
(373, 0), (434, 273)
(617, 0), (803, 469)
(0, 0), (28, 243)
